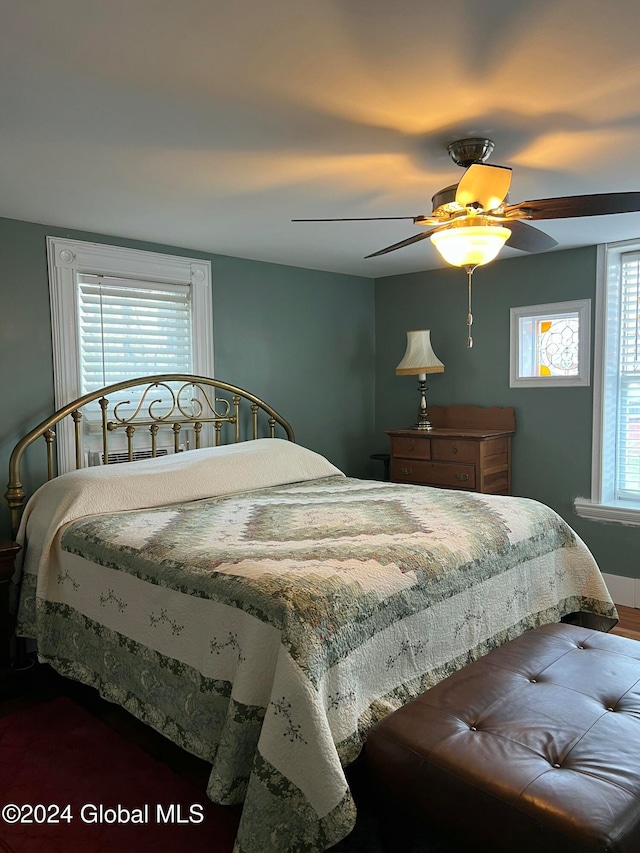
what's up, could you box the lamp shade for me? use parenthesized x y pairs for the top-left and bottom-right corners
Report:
(430, 223), (511, 268)
(396, 330), (444, 375)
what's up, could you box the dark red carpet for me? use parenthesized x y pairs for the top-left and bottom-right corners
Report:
(0, 697), (240, 853)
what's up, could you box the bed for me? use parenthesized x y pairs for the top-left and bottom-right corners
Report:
(6, 375), (617, 853)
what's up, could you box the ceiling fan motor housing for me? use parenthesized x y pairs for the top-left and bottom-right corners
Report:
(432, 139), (499, 213)
(447, 137), (495, 167)
(431, 183), (458, 213)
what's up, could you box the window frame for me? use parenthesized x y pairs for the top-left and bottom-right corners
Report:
(47, 237), (213, 474)
(575, 240), (640, 525)
(509, 299), (591, 388)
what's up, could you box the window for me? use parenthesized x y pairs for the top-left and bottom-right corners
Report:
(77, 275), (193, 393)
(575, 241), (640, 524)
(510, 300), (591, 388)
(47, 237), (213, 473)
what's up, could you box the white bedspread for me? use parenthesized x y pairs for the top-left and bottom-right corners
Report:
(16, 439), (343, 582)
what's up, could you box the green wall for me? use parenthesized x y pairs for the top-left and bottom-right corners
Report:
(374, 246), (640, 580)
(0, 216), (375, 538)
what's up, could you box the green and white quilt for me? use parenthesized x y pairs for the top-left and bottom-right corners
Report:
(15, 441), (617, 852)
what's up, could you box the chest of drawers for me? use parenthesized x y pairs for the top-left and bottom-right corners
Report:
(387, 406), (515, 495)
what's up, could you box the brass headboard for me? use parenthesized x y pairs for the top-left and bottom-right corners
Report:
(5, 374), (295, 535)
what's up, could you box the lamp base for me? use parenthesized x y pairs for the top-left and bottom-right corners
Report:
(415, 377), (433, 430)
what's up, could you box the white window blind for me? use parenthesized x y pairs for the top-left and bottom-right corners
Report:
(616, 252), (640, 500)
(77, 275), (193, 394)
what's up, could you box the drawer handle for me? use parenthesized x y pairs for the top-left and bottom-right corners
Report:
(451, 443), (458, 454)
(455, 473), (469, 481)
(400, 467), (413, 475)
(408, 439), (414, 451)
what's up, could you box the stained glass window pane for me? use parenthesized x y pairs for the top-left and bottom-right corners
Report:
(517, 312), (580, 378)
(537, 316), (580, 376)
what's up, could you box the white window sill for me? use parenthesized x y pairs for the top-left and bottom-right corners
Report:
(574, 497), (640, 526)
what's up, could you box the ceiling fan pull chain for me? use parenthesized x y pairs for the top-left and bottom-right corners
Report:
(466, 265), (475, 348)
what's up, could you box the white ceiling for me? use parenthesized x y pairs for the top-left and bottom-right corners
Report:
(2, 0), (640, 278)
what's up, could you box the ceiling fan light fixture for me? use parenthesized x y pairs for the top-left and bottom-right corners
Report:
(430, 223), (511, 268)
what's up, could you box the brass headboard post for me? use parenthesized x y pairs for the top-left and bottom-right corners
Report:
(194, 422), (202, 449)
(5, 482), (25, 540)
(5, 374), (295, 538)
(172, 423), (181, 453)
(150, 423), (159, 455)
(44, 430), (55, 481)
(233, 396), (240, 443)
(71, 411), (82, 470)
(100, 398), (109, 464)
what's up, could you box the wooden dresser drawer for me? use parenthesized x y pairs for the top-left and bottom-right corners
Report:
(390, 436), (431, 460)
(391, 459), (476, 490)
(387, 411), (514, 495)
(431, 438), (477, 463)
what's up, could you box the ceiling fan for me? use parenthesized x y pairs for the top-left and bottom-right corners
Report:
(293, 138), (640, 346)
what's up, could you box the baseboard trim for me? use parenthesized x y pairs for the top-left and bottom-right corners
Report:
(602, 572), (639, 608)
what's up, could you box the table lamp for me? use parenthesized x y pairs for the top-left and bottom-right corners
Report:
(396, 329), (444, 430)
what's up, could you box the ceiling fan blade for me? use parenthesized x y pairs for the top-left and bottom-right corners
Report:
(292, 216), (418, 222)
(504, 220), (559, 253)
(455, 164), (512, 211)
(503, 192), (640, 220)
(365, 227), (442, 258)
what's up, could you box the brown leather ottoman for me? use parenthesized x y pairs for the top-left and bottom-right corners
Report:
(365, 622), (640, 853)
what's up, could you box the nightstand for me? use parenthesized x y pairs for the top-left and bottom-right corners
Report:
(387, 405), (515, 495)
(0, 541), (20, 670)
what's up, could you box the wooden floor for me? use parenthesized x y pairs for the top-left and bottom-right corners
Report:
(612, 603), (640, 641)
